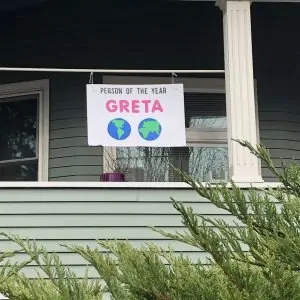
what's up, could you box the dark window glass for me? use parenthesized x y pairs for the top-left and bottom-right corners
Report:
(0, 160), (38, 181)
(185, 93), (226, 129)
(0, 97), (38, 181)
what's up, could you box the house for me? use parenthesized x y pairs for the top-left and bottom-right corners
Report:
(0, 0), (299, 280)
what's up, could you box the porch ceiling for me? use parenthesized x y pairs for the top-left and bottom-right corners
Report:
(0, 0), (47, 11)
(181, 0), (300, 2)
(0, 0), (299, 10)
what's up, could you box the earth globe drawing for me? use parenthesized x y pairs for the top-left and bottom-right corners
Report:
(107, 118), (131, 140)
(138, 118), (162, 141)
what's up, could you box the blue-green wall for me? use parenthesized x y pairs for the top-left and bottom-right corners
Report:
(0, 186), (237, 277)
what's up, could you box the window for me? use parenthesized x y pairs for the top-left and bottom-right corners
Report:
(103, 76), (228, 182)
(0, 80), (49, 181)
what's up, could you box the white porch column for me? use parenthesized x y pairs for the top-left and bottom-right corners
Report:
(217, 0), (263, 183)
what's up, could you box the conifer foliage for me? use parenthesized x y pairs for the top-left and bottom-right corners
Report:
(0, 141), (300, 299)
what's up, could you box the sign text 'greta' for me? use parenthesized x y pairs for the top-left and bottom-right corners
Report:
(101, 86), (166, 113)
(106, 99), (163, 113)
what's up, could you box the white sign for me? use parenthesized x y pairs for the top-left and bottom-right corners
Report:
(86, 84), (186, 147)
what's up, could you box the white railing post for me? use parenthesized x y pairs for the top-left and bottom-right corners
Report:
(217, 0), (263, 183)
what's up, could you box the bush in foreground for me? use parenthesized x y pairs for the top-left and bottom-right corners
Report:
(0, 141), (300, 299)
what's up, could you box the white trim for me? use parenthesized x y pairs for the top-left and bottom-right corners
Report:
(0, 181), (282, 189)
(0, 67), (224, 74)
(0, 80), (49, 181)
(38, 84), (50, 181)
(0, 181), (281, 189)
(0, 157), (37, 165)
(103, 76), (226, 92)
(103, 147), (117, 172)
(186, 128), (227, 144)
(220, 0), (263, 183)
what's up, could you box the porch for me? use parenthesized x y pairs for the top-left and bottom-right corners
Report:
(0, 0), (299, 279)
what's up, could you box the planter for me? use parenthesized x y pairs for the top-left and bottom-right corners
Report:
(100, 172), (125, 182)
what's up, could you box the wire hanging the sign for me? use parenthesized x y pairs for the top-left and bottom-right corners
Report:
(89, 72), (94, 84)
(171, 72), (177, 84)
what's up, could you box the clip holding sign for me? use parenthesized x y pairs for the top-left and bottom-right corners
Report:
(171, 72), (177, 84)
(89, 72), (94, 84)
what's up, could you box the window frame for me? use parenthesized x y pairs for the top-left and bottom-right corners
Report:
(101, 76), (259, 182)
(0, 80), (49, 181)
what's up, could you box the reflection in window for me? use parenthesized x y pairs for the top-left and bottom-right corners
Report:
(185, 93), (227, 129)
(115, 147), (228, 182)
(0, 97), (38, 181)
(189, 116), (226, 129)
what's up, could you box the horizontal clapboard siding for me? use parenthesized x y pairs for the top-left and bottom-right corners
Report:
(0, 187), (246, 278)
(259, 103), (300, 181)
(252, 3), (300, 181)
(48, 75), (103, 180)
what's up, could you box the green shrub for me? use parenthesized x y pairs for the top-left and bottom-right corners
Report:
(1, 141), (300, 299)
(0, 236), (103, 300)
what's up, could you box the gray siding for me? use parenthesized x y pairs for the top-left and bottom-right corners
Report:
(0, 187), (237, 278)
(258, 91), (300, 180)
(48, 75), (103, 180)
(252, 3), (300, 180)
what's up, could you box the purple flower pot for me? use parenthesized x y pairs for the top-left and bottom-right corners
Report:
(100, 173), (125, 182)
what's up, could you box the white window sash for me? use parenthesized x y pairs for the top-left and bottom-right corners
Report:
(0, 80), (49, 181)
(0, 157), (38, 165)
(186, 128), (227, 144)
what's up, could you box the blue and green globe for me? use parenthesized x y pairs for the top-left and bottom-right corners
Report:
(138, 118), (162, 141)
(107, 118), (131, 140)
